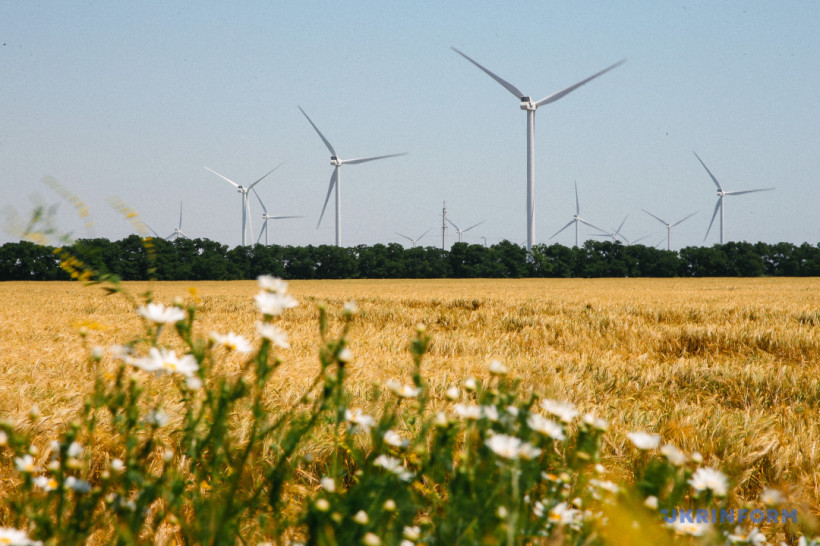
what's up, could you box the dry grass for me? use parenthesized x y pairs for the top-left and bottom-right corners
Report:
(1, 277), (819, 512)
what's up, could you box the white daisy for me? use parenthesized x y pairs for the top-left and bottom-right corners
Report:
(373, 455), (413, 481)
(383, 430), (408, 448)
(14, 454), (37, 473)
(132, 347), (199, 378)
(660, 443), (687, 466)
(137, 303), (185, 324)
(255, 291), (298, 316)
(33, 475), (59, 492)
(386, 380), (421, 399)
(689, 467), (729, 497)
(667, 519), (711, 537)
(527, 414), (566, 441)
(344, 409), (375, 433)
(257, 275), (288, 294)
(0, 527), (41, 545)
(539, 399), (579, 423)
(209, 332), (253, 353)
(257, 322), (290, 348)
(627, 431), (661, 450)
(488, 360), (508, 375)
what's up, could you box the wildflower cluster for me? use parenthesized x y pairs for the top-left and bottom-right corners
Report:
(0, 275), (814, 545)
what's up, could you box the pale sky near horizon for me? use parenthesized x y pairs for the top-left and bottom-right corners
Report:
(2, 2), (818, 250)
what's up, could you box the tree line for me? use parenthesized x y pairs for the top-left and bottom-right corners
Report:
(1, 236), (819, 281)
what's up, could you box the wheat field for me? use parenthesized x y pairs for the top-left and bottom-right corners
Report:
(1, 278), (819, 514)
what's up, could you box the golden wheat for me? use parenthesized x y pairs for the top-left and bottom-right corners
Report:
(1, 278), (818, 514)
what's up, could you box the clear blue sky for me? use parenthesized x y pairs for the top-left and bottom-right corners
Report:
(2, 1), (818, 250)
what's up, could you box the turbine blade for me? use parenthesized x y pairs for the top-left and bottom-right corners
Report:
(248, 160), (286, 191)
(445, 217), (461, 231)
(671, 212), (697, 227)
(417, 227), (432, 240)
(252, 187), (268, 215)
(642, 209), (669, 226)
(246, 196), (254, 243)
(341, 152), (407, 165)
(317, 168), (338, 229)
(551, 219), (576, 239)
(574, 181), (580, 215)
(165, 232), (175, 240)
(143, 222), (161, 239)
(270, 215), (303, 220)
(178, 230), (189, 239)
(724, 188), (775, 196)
(395, 232), (413, 242)
(258, 221), (265, 244)
(693, 151), (723, 191)
(205, 166), (240, 188)
(534, 59), (626, 107)
(615, 214), (628, 235)
(463, 220), (486, 232)
(578, 218), (606, 233)
(631, 235), (649, 244)
(178, 202), (183, 230)
(704, 199), (721, 241)
(451, 47), (526, 99)
(298, 106), (337, 156)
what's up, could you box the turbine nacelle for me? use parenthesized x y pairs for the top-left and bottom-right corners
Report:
(330, 156), (342, 166)
(519, 97), (536, 111)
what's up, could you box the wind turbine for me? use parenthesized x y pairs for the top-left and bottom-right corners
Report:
(446, 217), (485, 243)
(593, 214), (629, 243)
(395, 227), (432, 248)
(452, 47), (625, 253)
(642, 209), (696, 251)
(205, 162), (286, 246)
(252, 189), (303, 246)
(144, 202), (189, 241)
(299, 106), (406, 247)
(693, 152), (775, 244)
(550, 182), (606, 247)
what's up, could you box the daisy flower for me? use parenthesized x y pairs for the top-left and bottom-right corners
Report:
(137, 303), (185, 324)
(627, 431), (661, 450)
(209, 332), (253, 353)
(527, 414), (566, 441)
(539, 399), (579, 423)
(689, 467), (729, 497)
(132, 347), (199, 378)
(257, 322), (290, 348)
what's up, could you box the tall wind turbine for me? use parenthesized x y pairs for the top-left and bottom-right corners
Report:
(252, 189), (303, 246)
(693, 152), (775, 244)
(205, 162), (286, 246)
(446, 217), (485, 243)
(642, 209), (696, 251)
(299, 106), (406, 247)
(396, 228), (432, 248)
(452, 47), (625, 253)
(551, 182), (605, 247)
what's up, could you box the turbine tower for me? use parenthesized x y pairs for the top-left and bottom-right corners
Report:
(550, 182), (605, 247)
(395, 227), (432, 248)
(205, 162), (285, 246)
(299, 106), (406, 247)
(642, 209), (696, 251)
(452, 47), (625, 253)
(446, 217), (485, 243)
(252, 189), (303, 246)
(693, 152), (775, 244)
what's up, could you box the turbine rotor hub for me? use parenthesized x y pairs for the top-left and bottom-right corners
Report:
(519, 97), (536, 111)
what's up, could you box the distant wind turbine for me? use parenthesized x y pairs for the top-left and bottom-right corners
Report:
(252, 189), (303, 246)
(145, 202), (189, 241)
(593, 214), (629, 243)
(452, 47), (625, 253)
(551, 182), (606, 247)
(693, 152), (775, 244)
(205, 162), (286, 246)
(642, 209), (696, 251)
(446, 217), (485, 243)
(299, 106), (406, 247)
(395, 227), (432, 248)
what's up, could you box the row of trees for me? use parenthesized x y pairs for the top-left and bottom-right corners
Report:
(2, 236), (820, 281)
